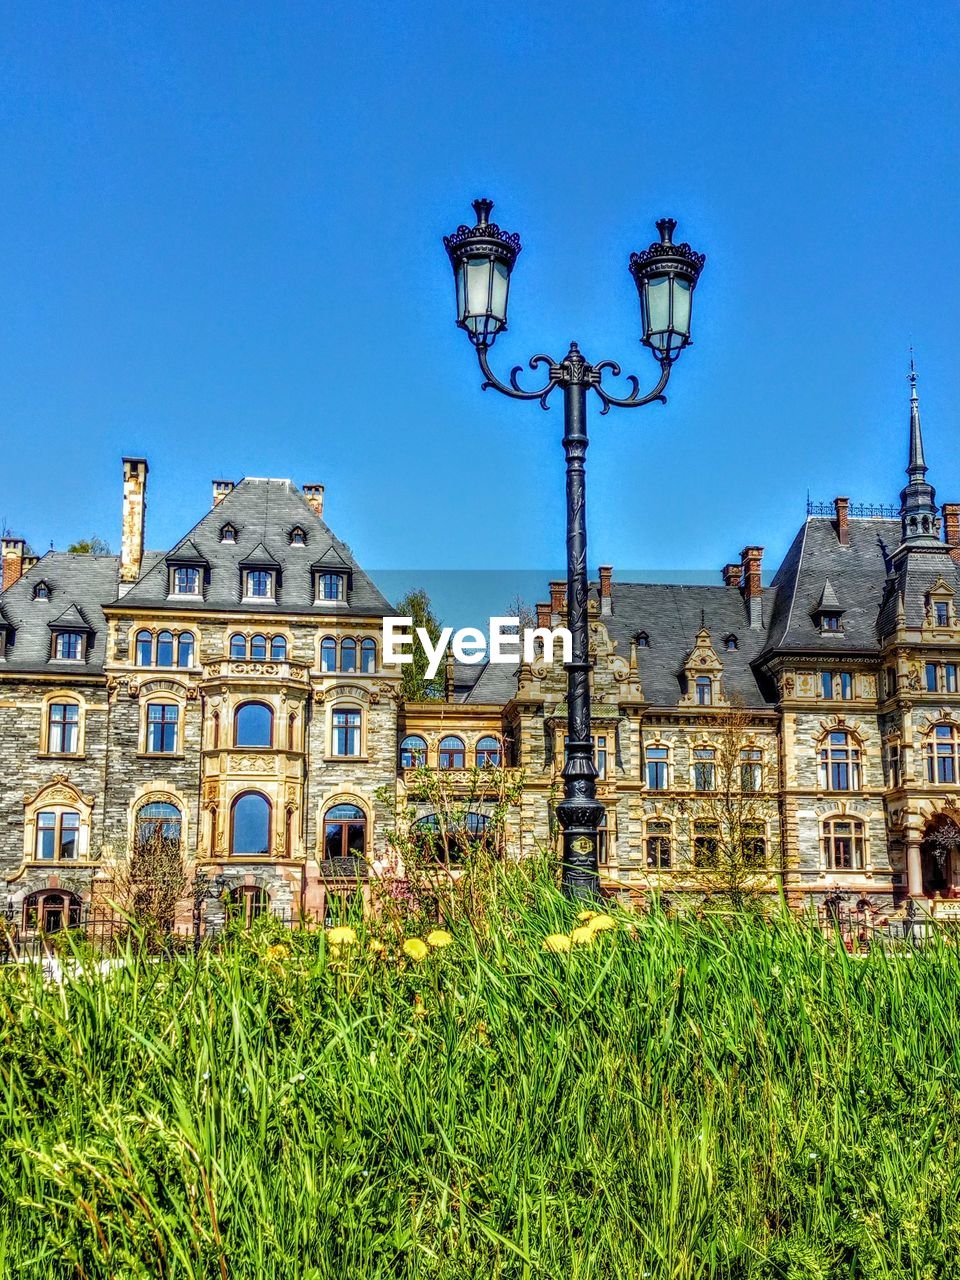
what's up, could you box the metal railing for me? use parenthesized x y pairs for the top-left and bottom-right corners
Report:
(807, 499), (899, 519)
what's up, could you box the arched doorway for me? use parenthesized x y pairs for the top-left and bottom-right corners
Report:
(23, 890), (82, 933)
(921, 813), (960, 898)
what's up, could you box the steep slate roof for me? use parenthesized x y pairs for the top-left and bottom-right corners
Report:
(0, 552), (137, 674)
(116, 478), (392, 616)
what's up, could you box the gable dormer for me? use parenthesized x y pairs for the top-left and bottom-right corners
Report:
(48, 603), (94, 663)
(166, 540), (210, 599)
(811, 579), (845, 634)
(311, 546), (353, 604)
(923, 576), (957, 632)
(239, 542), (282, 603)
(678, 628), (727, 707)
(32, 579), (51, 601)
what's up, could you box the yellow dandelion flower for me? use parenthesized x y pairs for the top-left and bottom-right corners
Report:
(265, 943), (289, 961)
(368, 939), (387, 955)
(588, 913), (617, 932)
(402, 937), (429, 962)
(543, 933), (572, 953)
(570, 926), (596, 947)
(426, 929), (453, 949)
(326, 926), (357, 946)
(575, 909), (598, 922)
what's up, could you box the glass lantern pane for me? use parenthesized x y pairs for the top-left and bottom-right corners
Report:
(465, 256), (494, 326)
(489, 260), (509, 323)
(672, 277), (692, 336)
(645, 275), (671, 336)
(456, 263), (466, 323)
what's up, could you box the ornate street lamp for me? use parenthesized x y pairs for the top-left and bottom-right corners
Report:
(444, 200), (705, 899)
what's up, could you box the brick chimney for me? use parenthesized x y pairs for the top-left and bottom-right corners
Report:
(549, 580), (566, 621)
(740, 546), (764, 629)
(212, 480), (234, 507)
(943, 503), (960, 565)
(119, 457), (148, 590)
(1, 538), (25, 590)
(722, 562), (741, 588)
(598, 565), (613, 616)
(834, 496), (849, 546)
(303, 484), (325, 517)
(536, 602), (551, 629)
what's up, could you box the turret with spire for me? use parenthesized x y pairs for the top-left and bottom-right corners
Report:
(898, 355), (941, 548)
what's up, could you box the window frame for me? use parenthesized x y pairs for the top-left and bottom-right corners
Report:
(230, 791), (272, 856)
(331, 706), (363, 758)
(646, 818), (672, 868)
(46, 700), (81, 756)
(35, 808), (81, 861)
(438, 735), (466, 770)
(52, 631), (85, 662)
(821, 815), (866, 870)
(818, 730), (862, 792)
(645, 744), (670, 791)
(144, 701), (180, 755)
(400, 734), (427, 768)
(234, 701), (275, 749)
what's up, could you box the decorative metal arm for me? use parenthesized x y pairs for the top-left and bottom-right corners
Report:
(476, 342), (671, 414)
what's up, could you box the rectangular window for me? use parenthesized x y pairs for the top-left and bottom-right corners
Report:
(646, 746), (669, 790)
(317, 573), (345, 601)
(54, 632), (83, 661)
(839, 671), (853, 700)
(926, 662), (939, 693)
(245, 570), (273, 599)
(597, 816), (609, 866)
(885, 742), (901, 788)
(693, 821), (719, 867)
(595, 736), (607, 780)
(693, 748), (716, 792)
(743, 822), (766, 867)
(332, 708), (361, 757)
(48, 703), (79, 754)
(740, 749), (762, 792)
(146, 704), (179, 754)
(35, 811), (79, 861)
(646, 821), (671, 868)
(886, 667), (898, 697)
(695, 676), (712, 705)
(936, 602), (950, 626)
(947, 664), (958, 694)
(36, 812), (56, 860)
(172, 566), (201, 595)
(821, 672), (833, 699)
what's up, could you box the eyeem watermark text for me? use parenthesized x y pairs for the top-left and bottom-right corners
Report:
(383, 617), (572, 679)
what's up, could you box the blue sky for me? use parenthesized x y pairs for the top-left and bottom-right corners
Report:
(2, 2), (959, 614)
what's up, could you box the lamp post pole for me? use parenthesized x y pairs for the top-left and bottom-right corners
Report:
(445, 203), (705, 899)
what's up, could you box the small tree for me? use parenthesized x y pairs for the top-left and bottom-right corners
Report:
(67, 536), (111, 555)
(394, 588), (445, 701)
(111, 826), (187, 947)
(679, 704), (779, 908)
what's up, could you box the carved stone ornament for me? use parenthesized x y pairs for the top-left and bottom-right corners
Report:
(228, 753), (276, 774)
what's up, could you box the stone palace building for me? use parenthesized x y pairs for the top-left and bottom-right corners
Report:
(3, 373), (960, 930)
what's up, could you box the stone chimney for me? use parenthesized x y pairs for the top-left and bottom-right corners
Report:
(1, 538), (25, 590)
(549, 580), (566, 621)
(536, 602), (551, 629)
(212, 480), (234, 507)
(598, 565), (613, 616)
(740, 546), (764, 629)
(834, 496), (849, 547)
(303, 484), (325, 517)
(722, 562), (741, 588)
(119, 457), (148, 590)
(943, 503), (960, 565)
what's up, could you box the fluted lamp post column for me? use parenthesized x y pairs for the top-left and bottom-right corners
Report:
(443, 200), (705, 899)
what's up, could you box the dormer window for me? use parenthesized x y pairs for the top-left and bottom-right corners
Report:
(317, 572), (346, 602)
(936, 602), (950, 627)
(54, 632), (84, 661)
(724, 634), (738, 651)
(635, 631), (650, 648)
(695, 675), (713, 705)
(820, 613), (842, 632)
(33, 581), (50, 600)
(172, 566), (201, 596)
(220, 524), (237, 544)
(245, 570), (274, 600)
(289, 527), (306, 546)
(811, 580), (844, 634)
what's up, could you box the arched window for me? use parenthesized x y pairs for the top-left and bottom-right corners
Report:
(289, 526), (306, 546)
(360, 638), (376, 673)
(220, 523), (237, 544)
(145, 702), (179, 754)
(320, 637), (337, 672)
(400, 735), (427, 768)
(35, 809), (81, 860)
(270, 635), (287, 661)
(135, 801), (182, 849)
(230, 633), (247, 660)
(323, 803), (367, 864)
(231, 793), (271, 855)
(341, 639), (357, 673)
(250, 634), (268, 661)
(476, 736), (502, 768)
(135, 630), (153, 666)
(724, 634), (738, 651)
(226, 885), (269, 927)
(211, 710), (220, 749)
(287, 711), (297, 750)
(54, 632), (84, 660)
(23, 890), (82, 933)
(819, 731), (861, 791)
(234, 702), (274, 748)
(926, 724), (960, 784)
(646, 819), (671, 868)
(635, 631), (650, 648)
(47, 701), (80, 754)
(156, 631), (175, 667)
(414, 811), (491, 864)
(439, 736), (465, 769)
(331, 707), (362, 756)
(822, 816), (865, 869)
(177, 632), (195, 668)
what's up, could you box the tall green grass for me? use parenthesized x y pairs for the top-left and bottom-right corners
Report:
(1, 883), (959, 1278)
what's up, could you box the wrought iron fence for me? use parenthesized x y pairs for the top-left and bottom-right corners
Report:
(806, 499), (899, 519)
(816, 901), (939, 948)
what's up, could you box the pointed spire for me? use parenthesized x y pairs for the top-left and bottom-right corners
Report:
(898, 352), (940, 548)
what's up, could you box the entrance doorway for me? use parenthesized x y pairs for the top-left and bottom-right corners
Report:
(921, 814), (960, 898)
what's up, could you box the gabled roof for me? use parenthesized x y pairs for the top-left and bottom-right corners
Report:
(311, 545), (352, 572)
(48, 602), (93, 631)
(114, 478), (392, 616)
(811, 579), (843, 615)
(167, 538), (209, 565)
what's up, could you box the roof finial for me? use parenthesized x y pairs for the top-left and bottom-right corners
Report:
(907, 347), (926, 477)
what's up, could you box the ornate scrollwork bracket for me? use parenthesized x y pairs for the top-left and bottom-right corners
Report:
(476, 342), (671, 415)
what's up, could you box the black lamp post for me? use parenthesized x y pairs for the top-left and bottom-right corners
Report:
(444, 200), (705, 899)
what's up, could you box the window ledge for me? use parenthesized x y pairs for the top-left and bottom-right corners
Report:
(37, 753), (86, 761)
(137, 752), (185, 761)
(26, 858), (99, 867)
(324, 755), (369, 764)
